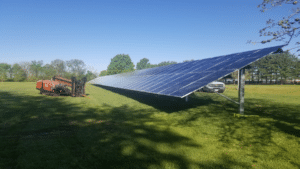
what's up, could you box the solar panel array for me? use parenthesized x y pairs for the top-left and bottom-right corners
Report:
(89, 45), (285, 98)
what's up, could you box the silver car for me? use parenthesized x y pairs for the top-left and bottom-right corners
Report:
(199, 81), (226, 93)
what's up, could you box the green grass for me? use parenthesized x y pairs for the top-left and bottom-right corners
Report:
(0, 82), (299, 169)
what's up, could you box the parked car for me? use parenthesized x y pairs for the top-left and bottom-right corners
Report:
(198, 81), (226, 93)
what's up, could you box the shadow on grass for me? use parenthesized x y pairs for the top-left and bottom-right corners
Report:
(176, 92), (300, 168)
(0, 90), (254, 169)
(92, 84), (218, 113)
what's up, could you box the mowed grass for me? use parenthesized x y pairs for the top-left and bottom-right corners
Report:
(0, 82), (299, 169)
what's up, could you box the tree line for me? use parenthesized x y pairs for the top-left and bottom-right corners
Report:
(0, 59), (98, 82)
(98, 54), (182, 77)
(1, 51), (298, 85)
(225, 50), (300, 84)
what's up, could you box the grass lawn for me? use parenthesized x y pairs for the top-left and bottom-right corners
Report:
(0, 82), (299, 169)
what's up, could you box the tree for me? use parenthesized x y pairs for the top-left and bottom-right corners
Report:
(256, 55), (273, 84)
(276, 51), (297, 83)
(99, 70), (107, 76)
(0, 63), (11, 82)
(183, 59), (194, 63)
(295, 59), (300, 82)
(66, 59), (86, 79)
(231, 70), (238, 84)
(291, 57), (300, 83)
(12, 63), (26, 82)
(86, 70), (97, 81)
(136, 58), (151, 70)
(157, 61), (177, 67)
(19, 61), (32, 80)
(248, 0), (300, 54)
(50, 59), (67, 76)
(146, 64), (158, 69)
(42, 64), (57, 80)
(29, 60), (43, 78)
(107, 54), (135, 75)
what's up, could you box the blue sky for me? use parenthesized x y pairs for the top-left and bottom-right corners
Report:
(1, 0), (298, 74)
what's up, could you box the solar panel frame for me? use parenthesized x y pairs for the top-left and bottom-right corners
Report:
(89, 44), (286, 98)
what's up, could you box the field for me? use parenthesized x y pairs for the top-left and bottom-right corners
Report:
(0, 82), (299, 169)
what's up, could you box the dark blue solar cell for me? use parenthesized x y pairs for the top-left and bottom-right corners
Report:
(139, 74), (179, 91)
(147, 74), (191, 93)
(159, 72), (209, 95)
(90, 45), (285, 98)
(134, 75), (169, 91)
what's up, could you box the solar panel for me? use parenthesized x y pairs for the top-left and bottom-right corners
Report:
(89, 45), (285, 98)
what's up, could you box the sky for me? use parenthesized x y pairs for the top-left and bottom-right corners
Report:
(1, 0), (298, 74)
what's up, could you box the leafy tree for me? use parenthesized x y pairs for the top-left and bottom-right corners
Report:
(136, 60), (177, 70)
(295, 59), (300, 82)
(136, 58), (151, 70)
(12, 63), (26, 82)
(183, 59), (194, 63)
(256, 55), (273, 83)
(276, 51), (298, 83)
(0, 63), (11, 82)
(42, 64), (57, 80)
(230, 69), (250, 84)
(51, 59), (67, 76)
(30, 60), (43, 78)
(66, 59), (86, 79)
(99, 70), (107, 76)
(86, 70), (97, 81)
(231, 70), (238, 84)
(146, 64), (158, 69)
(19, 62), (32, 80)
(248, 0), (300, 54)
(107, 54), (135, 75)
(291, 57), (300, 83)
(157, 61), (177, 67)
(64, 71), (76, 80)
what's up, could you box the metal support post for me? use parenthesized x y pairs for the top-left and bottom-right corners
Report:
(185, 96), (189, 102)
(238, 68), (245, 115)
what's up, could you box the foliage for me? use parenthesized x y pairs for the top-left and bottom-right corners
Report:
(64, 71), (76, 80)
(50, 59), (67, 76)
(240, 50), (299, 84)
(25, 75), (40, 82)
(248, 0), (300, 55)
(66, 59), (86, 78)
(157, 61), (177, 67)
(29, 60), (43, 78)
(136, 58), (151, 70)
(41, 64), (57, 80)
(86, 70), (97, 81)
(0, 63), (11, 82)
(182, 59), (195, 63)
(276, 51), (298, 81)
(12, 64), (26, 82)
(0, 59), (98, 82)
(107, 54), (135, 75)
(19, 62), (32, 78)
(99, 70), (107, 77)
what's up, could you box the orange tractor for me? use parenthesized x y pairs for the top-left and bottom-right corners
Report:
(36, 75), (87, 97)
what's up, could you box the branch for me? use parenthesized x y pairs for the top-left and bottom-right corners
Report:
(258, 0), (298, 12)
(285, 28), (296, 45)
